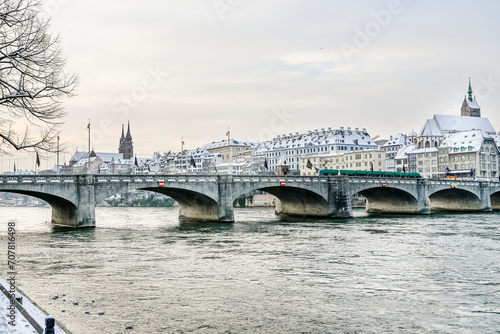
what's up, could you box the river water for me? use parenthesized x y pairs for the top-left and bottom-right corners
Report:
(0, 206), (499, 333)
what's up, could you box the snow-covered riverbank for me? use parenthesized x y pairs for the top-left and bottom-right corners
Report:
(0, 277), (67, 334)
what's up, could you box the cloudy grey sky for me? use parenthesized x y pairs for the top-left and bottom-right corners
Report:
(4, 0), (500, 170)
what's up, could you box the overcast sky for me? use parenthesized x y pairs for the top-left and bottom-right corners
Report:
(4, 0), (500, 171)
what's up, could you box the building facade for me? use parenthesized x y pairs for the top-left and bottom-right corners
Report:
(299, 149), (386, 176)
(254, 127), (377, 174)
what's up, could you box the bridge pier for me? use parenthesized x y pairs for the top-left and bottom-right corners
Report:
(52, 175), (96, 228)
(217, 175), (235, 222)
(417, 179), (431, 214)
(479, 181), (493, 212)
(327, 177), (353, 218)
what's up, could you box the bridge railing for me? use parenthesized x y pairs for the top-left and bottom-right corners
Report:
(0, 175), (78, 184)
(1, 174), (497, 187)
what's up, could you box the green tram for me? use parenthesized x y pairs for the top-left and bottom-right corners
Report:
(319, 169), (421, 178)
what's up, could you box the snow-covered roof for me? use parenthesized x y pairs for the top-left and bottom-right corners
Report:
(395, 144), (416, 160)
(70, 151), (124, 163)
(203, 139), (255, 150)
(253, 128), (376, 154)
(70, 151), (88, 162)
(96, 153), (124, 163)
(433, 115), (496, 135)
(73, 157), (101, 167)
(439, 129), (489, 154)
(465, 97), (480, 109)
(419, 119), (442, 137)
(381, 133), (409, 147)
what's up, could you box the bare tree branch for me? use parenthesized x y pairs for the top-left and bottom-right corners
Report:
(0, 0), (77, 154)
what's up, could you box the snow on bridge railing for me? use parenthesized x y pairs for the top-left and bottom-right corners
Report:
(0, 175), (78, 184)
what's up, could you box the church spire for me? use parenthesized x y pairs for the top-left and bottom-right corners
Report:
(126, 121), (132, 140)
(120, 124), (125, 140)
(468, 77), (473, 101)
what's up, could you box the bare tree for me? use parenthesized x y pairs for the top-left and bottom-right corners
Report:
(0, 0), (76, 154)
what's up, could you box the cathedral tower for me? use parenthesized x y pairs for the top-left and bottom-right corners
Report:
(119, 121), (134, 159)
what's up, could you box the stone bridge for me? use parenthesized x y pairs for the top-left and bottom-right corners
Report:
(0, 174), (499, 228)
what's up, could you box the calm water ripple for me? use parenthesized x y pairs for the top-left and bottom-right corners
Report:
(0, 207), (499, 333)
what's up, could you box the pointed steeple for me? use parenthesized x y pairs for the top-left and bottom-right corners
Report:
(461, 77), (481, 117)
(126, 121), (132, 140)
(468, 77), (473, 101)
(120, 124), (125, 140)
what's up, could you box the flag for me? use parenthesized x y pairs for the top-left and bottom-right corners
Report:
(148, 165), (151, 172)
(13, 163), (16, 173)
(314, 167), (319, 173)
(402, 165), (405, 173)
(36, 152), (40, 167)
(469, 168), (474, 177)
(134, 156), (138, 166)
(264, 158), (268, 170)
(306, 159), (313, 169)
(190, 156), (196, 168)
(445, 166), (450, 175)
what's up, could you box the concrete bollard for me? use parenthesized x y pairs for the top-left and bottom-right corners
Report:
(45, 316), (55, 334)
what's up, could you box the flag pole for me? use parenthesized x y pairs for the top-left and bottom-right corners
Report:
(181, 138), (184, 174)
(227, 127), (231, 175)
(87, 119), (91, 175)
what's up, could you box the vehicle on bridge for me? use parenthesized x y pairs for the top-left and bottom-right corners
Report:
(319, 169), (421, 178)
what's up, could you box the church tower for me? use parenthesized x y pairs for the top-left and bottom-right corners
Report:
(119, 121), (134, 159)
(461, 78), (481, 117)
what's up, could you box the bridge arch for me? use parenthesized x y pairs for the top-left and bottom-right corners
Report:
(231, 184), (331, 218)
(355, 186), (420, 214)
(428, 188), (481, 212)
(0, 189), (78, 226)
(139, 187), (220, 221)
(491, 190), (500, 211)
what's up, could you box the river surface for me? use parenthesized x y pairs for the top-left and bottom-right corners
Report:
(0, 207), (499, 333)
